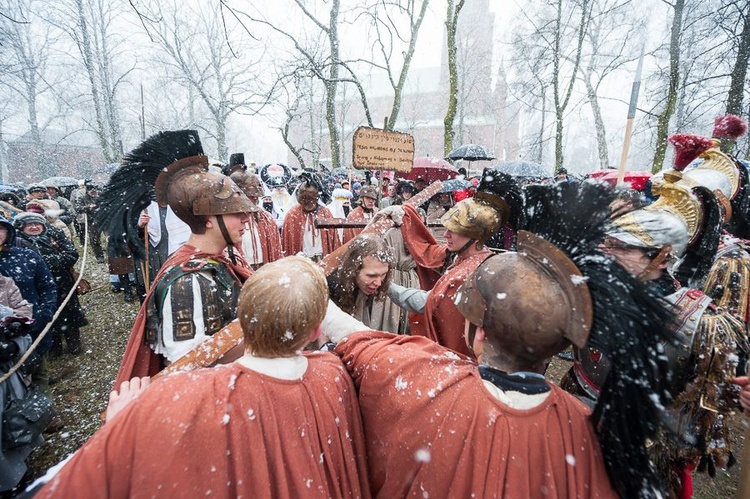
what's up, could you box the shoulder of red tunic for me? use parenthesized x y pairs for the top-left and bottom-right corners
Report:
(335, 330), (474, 384)
(346, 207), (365, 220)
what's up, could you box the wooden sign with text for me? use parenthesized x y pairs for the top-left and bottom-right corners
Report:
(352, 126), (414, 172)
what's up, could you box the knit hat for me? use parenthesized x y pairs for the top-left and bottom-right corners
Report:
(13, 212), (48, 230)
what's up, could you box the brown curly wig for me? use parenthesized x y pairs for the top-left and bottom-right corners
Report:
(327, 234), (394, 314)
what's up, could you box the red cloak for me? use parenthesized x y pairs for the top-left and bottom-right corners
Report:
(400, 204), (491, 356)
(115, 244), (252, 387)
(40, 357), (369, 499)
(342, 206), (377, 243)
(237, 209), (283, 265)
(281, 205), (340, 257)
(335, 332), (616, 498)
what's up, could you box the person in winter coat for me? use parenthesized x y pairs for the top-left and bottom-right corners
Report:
(14, 213), (87, 355)
(0, 275), (38, 495)
(0, 216), (57, 393)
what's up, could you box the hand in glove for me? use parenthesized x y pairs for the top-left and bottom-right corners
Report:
(0, 340), (19, 362)
(368, 205), (405, 227)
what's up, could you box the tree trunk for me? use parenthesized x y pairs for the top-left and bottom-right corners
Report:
(0, 120), (8, 184)
(386, 0), (431, 131)
(75, 0), (112, 163)
(583, 71), (609, 169)
(325, 0), (341, 169)
(652, 0), (684, 173)
(726, 6), (750, 154)
(97, 0), (122, 160)
(552, 0), (590, 172)
(443, 0), (465, 157)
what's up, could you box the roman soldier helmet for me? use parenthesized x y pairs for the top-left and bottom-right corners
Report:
(97, 130), (254, 258)
(455, 181), (676, 498)
(230, 171), (265, 200)
(440, 168), (523, 245)
(358, 186), (378, 200)
(223, 153), (246, 176)
(155, 161), (256, 234)
(662, 115), (750, 239)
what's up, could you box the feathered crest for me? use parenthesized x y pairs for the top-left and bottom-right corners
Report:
(668, 134), (713, 171)
(713, 115), (748, 141)
(673, 186), (723, 287)
(476, 168), (524, 230)
(522, 181), (676, 498)
(96, 130), (204, 259)
(726, 159), (750, 239)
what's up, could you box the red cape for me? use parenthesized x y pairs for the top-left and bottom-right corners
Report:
(400, 204), (491, 355)
(115, 244), (252, 387)
(237, 209), (283, 265)
(343, 206), (376, 243)
(336, 332), (616, 498)
(281, 205), (341, 257)
(42, 358), (369, 498)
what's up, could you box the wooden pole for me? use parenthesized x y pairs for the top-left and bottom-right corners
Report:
(617, 46), (645, 186)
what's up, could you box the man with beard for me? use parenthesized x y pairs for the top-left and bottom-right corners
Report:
(343, 186), (378, 243)
(281, 173), (340, 260)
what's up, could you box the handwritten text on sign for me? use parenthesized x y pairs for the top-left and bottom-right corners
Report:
(352, 127), (414, 172)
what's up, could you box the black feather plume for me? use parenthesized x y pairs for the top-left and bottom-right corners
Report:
(298, 171), (331, 205)
(726, 158), (750, 239)
(673, 186), (723, 288)
(477, 168), (524, 250)
(96, 130), (204, 258)
(522, 180), (677, 498)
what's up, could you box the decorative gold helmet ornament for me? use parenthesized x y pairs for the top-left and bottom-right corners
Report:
(666, 116), (748, 202)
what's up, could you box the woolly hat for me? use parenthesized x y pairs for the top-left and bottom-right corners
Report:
(13, 212), (47, 230)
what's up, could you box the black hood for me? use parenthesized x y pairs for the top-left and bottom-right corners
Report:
(0, 217), (16, 246)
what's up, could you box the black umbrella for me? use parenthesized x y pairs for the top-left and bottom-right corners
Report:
(445, 144), (496, 162)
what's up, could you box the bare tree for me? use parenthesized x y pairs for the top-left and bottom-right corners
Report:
(651, 0), (685, 172)
(579, 0), (643, 169)
(144, 1), (267, 161)
(359, 0), (431, 131)
(45, 0), (129, 163)
(443, 0), (465, 156)
(0, 0), (59, 176)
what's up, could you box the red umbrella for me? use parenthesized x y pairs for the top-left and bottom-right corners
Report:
(404, 157), (458, 183)
(587, 169), (652, 191)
